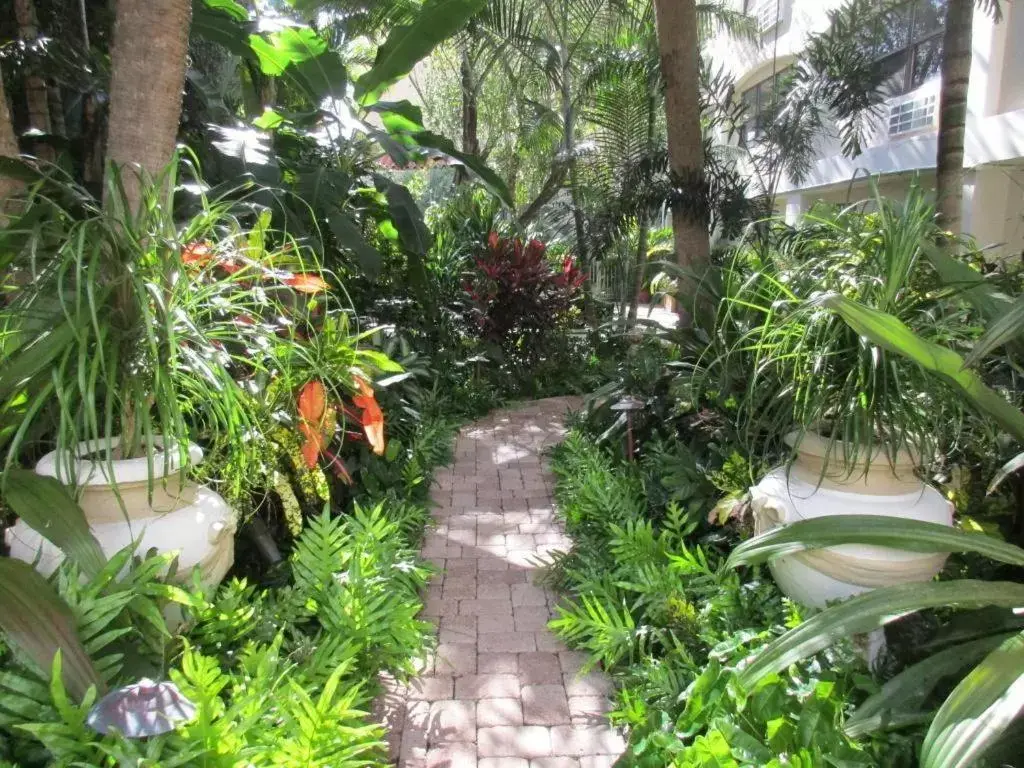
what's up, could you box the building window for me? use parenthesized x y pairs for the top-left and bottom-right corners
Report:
(739, 68), (793, 146)
(744, 0), (785, 34)
(888, 93), (937, 135)
(870, 0), (947, 95)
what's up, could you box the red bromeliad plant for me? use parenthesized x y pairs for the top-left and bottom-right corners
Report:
(464, 233), (585, 368)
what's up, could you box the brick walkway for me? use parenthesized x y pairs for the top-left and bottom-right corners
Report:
(379, 397), (626, 767)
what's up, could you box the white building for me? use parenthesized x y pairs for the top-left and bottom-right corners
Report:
(706, 0), (1024, 258)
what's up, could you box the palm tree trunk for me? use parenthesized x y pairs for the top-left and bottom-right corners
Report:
(935, 0), (973, 234)
(0, 67), (24, 215)
(628, 215), (649, 327)
(558, 54), (587, 262)
(653, 0), (710, 291)
(105, 0), (192, 212)
(457, 50), (479, 184)
(14, 0), (53, 163)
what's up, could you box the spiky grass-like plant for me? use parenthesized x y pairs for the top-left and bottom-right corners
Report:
(0, 156), (374, 493)
(707, 183), (979, 476)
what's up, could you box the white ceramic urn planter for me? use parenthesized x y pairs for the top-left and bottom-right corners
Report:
(4, 437), (236, 585)
(749, 432), (953, 609)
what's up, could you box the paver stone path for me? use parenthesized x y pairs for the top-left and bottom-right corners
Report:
(378, 397), (626, 767)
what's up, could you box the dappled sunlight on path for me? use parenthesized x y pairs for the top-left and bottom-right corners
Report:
(378, 397), (625, 767)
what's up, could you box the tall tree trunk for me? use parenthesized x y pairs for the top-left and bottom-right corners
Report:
(560, 58), (587, 265)
(14, 0), (53, 162)
(105, 0), (192, 212)
(457, 50), (479, 184)
(0, 67), (24, 215)
(653, 0), (710, 305)
(628, 90), (660, 329)
(628, 215), (649, 327)
(935, 0), (973, 234)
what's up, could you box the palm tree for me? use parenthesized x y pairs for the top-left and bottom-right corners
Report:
(13, 0), (54, 162)
(935, 0), (975, 233)
(0, 69), (23, 212)
(652, 0), (709, 287)
(105, 0), (193, 211)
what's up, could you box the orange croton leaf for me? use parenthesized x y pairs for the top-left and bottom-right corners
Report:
(297, 381), (331, 468)
(285, 273), (330, 294)
(352, 379), (385, 456)
(298, 381), (327, 424)
(182, 241), (214, 266)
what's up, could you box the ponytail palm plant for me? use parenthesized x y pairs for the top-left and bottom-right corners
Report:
(0, 157), (381, 495)
(709, 185), (981, 475)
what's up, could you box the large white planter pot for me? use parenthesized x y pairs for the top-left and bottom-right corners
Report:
(749, 432), (953, 609)
(4, 437), (236, 585)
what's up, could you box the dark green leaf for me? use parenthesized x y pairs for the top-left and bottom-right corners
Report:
(328, 214), (383, 277)
(3, 470), (106, 579)
(921, 631), (1024, 768)
(412, 131), (514, 207)
(290, 50), (348, 102)
(355, 0), (488, 103)
(818, 293), (1024, 441)
(0, 559), (102, 701)
(739, 581), (1024, 690)
(191, 0), (254, 59)
(963, 294), (1024, 367)
(847, 632), (1016, 737)
(383, 182), (430, 257)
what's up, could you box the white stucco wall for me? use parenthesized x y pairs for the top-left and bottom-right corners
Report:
(708, 0), (1024, 256)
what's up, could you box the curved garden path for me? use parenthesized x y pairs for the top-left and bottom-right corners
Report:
(379, 397), (626, 767)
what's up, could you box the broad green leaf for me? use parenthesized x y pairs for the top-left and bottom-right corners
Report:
(201, 0), (247, 20)
(0, 559), (102, 701)
(846, 632), (1016, 737)
(253, 108), (285, 130)
(738, 581), (1024, 690)
(963, 294), (1024, 367)
(921, 631), (1024, 768)
(726, 516), (1024, 571)
(327, 214), (383, 277)
(412, 131), (514, 207)
(355, 0), (488, 103)
(921, 242), (1013, 323)
(817, 293), (1024, 441)
(191, 0), (254, 59)
(369, 100), (425, 134)
(4, 469), (106, 578)
(249, 28), (326, 75)
(290, 50), (348, 102)
(383, 182), (430, 257)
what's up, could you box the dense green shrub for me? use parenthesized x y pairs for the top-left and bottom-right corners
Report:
(0, 499), (435, 767)
(546, 429), (919, 767)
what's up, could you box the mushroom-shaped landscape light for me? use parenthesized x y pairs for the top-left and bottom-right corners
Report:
(87, 679), (196, 737)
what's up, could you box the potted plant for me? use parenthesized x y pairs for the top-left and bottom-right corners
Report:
(712, 187), (975, 607)
(0, 160), (378, 584)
